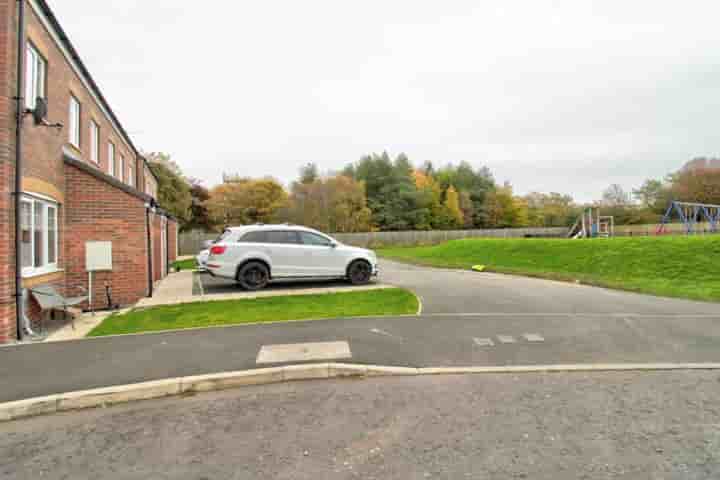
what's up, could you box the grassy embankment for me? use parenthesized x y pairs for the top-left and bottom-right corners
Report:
(380, 236), (720, 302)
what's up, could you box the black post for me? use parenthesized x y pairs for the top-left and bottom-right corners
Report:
(14, 0), (26, 341)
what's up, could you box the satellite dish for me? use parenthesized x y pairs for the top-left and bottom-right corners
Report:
(32, 97), (47, 125)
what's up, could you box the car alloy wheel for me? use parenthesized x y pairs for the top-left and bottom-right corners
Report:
(348, 260), (371, 285)
(238, 262), (269, 290)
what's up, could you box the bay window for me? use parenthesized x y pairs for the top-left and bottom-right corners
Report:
(20, 195), (59, 276)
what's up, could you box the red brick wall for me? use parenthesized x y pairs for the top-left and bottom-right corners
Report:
(151, 213), (162, 282)
(64, 164), (149, 309)
(0, 1), (171, 342)
(168, 220), (178, 264)
(0, 0), (16, 342)
(22, 4), (139, 188)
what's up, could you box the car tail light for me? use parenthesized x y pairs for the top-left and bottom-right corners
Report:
(210, 245), (227, 255)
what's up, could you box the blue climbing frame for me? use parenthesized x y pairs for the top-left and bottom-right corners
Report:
(657, 201), (720, 234)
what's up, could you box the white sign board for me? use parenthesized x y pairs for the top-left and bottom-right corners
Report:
(86, 241), (113, 271)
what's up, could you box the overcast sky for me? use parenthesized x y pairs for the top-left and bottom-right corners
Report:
(51, 0), (720, 202)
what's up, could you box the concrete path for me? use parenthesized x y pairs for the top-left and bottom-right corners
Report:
(135, 270), (196, 307)
(136, 270), (391, 308)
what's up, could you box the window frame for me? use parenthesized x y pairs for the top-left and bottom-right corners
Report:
(108, 141), (115, 177)
(68, 94), (81, 148)
(20, 194), (59, 278)
(25, 41), (47, 110)
(119, 155), (125, 182)
(90, 120), (100, 164)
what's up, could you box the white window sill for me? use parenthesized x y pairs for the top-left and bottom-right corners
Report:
(22, 267), (64, 279)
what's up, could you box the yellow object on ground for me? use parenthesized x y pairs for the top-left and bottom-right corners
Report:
(471, 265), (486, 272)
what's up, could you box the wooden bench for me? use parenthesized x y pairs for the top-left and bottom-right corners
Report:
(29, 285), (88, 331)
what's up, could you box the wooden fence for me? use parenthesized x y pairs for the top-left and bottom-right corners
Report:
(178, 223), (713, 255)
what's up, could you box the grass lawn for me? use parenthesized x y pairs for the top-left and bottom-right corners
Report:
(87, 288), (418, 337)
(172, 258), (197, 271)
(379, 236), (720, 302)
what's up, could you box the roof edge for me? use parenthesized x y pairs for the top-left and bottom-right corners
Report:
(62, 148), (178, 222)
(34, 0), (141, 158)
(63, 147), (153, 203)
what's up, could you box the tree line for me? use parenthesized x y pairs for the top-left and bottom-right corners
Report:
(147, 152), (720, 233)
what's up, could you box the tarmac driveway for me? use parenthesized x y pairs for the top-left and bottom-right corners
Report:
(380, 259), (720, 316)
(193, 272), (371, 297)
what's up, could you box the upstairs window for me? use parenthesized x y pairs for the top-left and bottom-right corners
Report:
(25, 43), (46, 110)
(108, 142), (115, 176)
(69, 95), (80, 147)
(90, 120), (99, 164)
(128, 161), (135, 187)
(119, 155), (125, 182)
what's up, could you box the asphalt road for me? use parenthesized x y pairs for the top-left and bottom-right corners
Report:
(3, 371), (720, 479)
(0, 259), (718, 403)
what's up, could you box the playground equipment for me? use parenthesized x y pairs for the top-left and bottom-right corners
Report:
(567, 207), (615, 239)
(656, 201), (720, 234)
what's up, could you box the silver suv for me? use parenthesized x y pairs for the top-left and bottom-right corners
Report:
(206, 224), (378, 290)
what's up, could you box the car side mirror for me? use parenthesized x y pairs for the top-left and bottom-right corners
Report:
(329, 241), (338, 248)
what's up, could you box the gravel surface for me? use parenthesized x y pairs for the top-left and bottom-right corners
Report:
(2, 371), (720, 479)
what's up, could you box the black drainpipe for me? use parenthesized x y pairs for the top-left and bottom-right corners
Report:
(13, 0), (26, 341)
(146, 205), (153, 297)
(165, 217), (169, 276)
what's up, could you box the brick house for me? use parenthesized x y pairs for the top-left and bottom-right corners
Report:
(0, 0), (178, 343)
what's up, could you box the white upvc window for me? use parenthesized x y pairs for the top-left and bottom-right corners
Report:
(108, 142), (115, 176)
(119, 155), (125, 182)
(90, 120), (99, 164)
(69, 95), (80, 147)
(128, 161), (135, 187)
(20, 195), (59, 277)
(25, 43), (46, 110)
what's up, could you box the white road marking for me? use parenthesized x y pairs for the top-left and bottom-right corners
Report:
(473, 337), (494, 347)
(256, 341), (352, 364)
(370, 328), (404, 342)
(497, 335), (516, 344)
(523, 333), (545, 342)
